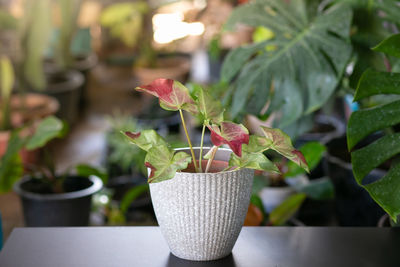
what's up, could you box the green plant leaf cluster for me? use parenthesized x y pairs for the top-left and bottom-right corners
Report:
(222, 0), (352, 128)
(347, 33), (400, 222)
(0, 116), (66, 193)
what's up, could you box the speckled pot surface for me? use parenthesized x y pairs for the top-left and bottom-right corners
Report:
(150, 147), (254, 261)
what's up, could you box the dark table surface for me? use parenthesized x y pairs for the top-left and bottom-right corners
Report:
(0, 226), (399, 267)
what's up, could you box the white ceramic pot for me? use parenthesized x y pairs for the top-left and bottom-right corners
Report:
(150, 147), (254, 261)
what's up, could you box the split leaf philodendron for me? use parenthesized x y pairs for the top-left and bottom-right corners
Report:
(124, 78), (308, 183)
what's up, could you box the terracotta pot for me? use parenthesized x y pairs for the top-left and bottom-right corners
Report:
(9, 93), (59, 126)
(134, 56), (191, 85)
(150, 147), (254, 261)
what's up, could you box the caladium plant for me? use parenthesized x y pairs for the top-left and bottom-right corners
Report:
(124, 78), (308, 183)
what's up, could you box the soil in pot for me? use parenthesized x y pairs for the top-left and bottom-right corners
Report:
(325, 136), (386, 226)
(15, 176), (102, 227)
(44, 70), (84, 125)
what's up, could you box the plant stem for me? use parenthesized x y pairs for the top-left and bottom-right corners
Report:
(179, 109), (198, 172)
(205, 145), (218, 173)
(199, 124), (206, 172)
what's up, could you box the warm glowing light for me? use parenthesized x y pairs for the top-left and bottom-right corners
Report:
(153, 13), (205, 44)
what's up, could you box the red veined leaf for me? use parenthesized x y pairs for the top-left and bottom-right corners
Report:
(208, 121), (249, 157)
(135, 78), (197, 114)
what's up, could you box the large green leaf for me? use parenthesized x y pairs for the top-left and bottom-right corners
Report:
(347, 33), (400, 221)
(222, 0), (352, 125)
(372, 34), (400, 58)
(347, 100), (400, 150)
(0, 56), (14, 130)
(353, 70), (400, 101)
(286, 142), (325, 178)
(25, 116), (67, 150)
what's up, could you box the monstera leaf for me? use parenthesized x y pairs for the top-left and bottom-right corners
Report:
(222, 0), (352, 126)
(347, 34), (400, 222)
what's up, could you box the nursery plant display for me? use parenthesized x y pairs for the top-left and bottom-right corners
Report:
(0, 116), (103, 226)
(347, 33), (400, 225)
(123, 78), (308, 261)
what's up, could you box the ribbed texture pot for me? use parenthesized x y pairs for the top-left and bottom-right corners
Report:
(150, 147), (254, 261)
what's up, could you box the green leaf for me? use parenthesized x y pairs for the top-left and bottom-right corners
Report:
(347, 100), (400, 150)
(120, 184), (149, 214)
(193, 85), (224, 124)
(26, 116), (66, 150)
(145, 145), (191, 183)
(351, 133), (400, 184)
(260, 126), (309, 172)
(372, 33), (400, 58)
(353, 70), (400, 101)
(0, 133), (24, 193)
(222, 1), (352, 121)
(364, 163), (400, 222)
(228, 146), (279, 173)
(123, 129), (168, 152)
(296, 177), (334, 200)
(286, 142), (325, 177)
(269, 193), (306, 226)
(76, 164), (108, 185)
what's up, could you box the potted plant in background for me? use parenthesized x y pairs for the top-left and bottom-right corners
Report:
(122, 78), (308, 261)
(0, 116), (103, 226)
(347, 33), (400, 226)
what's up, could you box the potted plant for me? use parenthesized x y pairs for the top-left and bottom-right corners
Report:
(347, 33), (400, 226)
(0, 116), (103, 226)
(122, 78), (308, 261)
(0, 55), (58, 164)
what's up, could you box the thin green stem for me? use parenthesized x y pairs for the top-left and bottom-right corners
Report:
(199, 124), (206, 172)
(179, 109), (198, 172)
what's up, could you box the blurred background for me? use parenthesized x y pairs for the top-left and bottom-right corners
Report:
(0, 0), (399, 244)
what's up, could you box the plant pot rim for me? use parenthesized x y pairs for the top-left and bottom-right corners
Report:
(14, 175), (103, 201)
(45, 70), (85, 94)
(173, 147), (248, 176)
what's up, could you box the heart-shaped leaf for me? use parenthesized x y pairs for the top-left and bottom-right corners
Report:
(260, 126), (309, 172)
(229, 144), (279, 173)
(124, 129), (168, 152)
(26, 116), (67, 150)
(135, 78), (197, 114)
(192, 85), (224, 124)
(145, 145), (192, 183)
(208, 121), (249, 157)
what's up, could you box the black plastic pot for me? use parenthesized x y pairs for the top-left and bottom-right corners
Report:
(325, 136), (385, 226)
(72, 53), (98, 108)
(45, 70), (84, 125)
(14, 176), (102, 227)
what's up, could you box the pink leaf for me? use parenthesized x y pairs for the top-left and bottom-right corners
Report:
(208, 122), (249, 157)
(135, 78), (197, 114)
(125, 131), (140, 139)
